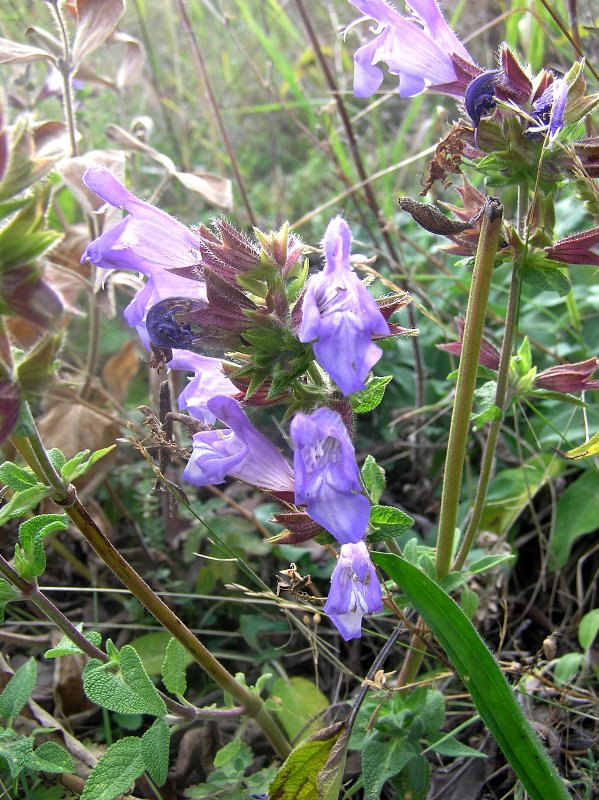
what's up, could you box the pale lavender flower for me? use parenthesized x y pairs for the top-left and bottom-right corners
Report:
(82, 167), (206, 346)
(182, 395), (294, 493)
(324, 541), (382, 640)
(290, 407), (371, 544)
(167, 350), (238, 424)
(347, 0), (472, 98)
(299, 216), (389, 396)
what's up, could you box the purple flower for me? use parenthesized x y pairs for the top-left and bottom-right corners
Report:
(545, 226), (599, 267)
(290, 407), (371, 544)
(82, 167), (206, 346)
(347, 0), (472, 98)
(534, 358), (599, 393)
(181, 395), (294, 493)
(324, 541), (382, 640)
(299, 216), (389, 396)
(167, 350), (238, 424)
(464, 69), (500, 127)
(527, 78), (568, 142)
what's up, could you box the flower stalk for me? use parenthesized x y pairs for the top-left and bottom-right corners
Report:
(10, 404), (291, 758)
(435, 197), (504, 579)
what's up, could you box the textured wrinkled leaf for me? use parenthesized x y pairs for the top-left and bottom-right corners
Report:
(361, 455), (386, 505)
(141, 718), (170, 786)
(44, 624), (102, 658)
(351, 375), (393, 413)
(61, 445), (116, 483)
(578, 609), (599, 651)
(31, 741), (75, 773)
(550, 470), (599, 567)
(270, 677), (329, 741)
(0, 735), (33, 778)
(373, 553), (570, 800)
(368, 505), (414, 543)
(71, 0), (125, 66)
(0, 460), (38, 491)
(362, 737), (417, 800)
(14, 513), (68, 580)
(83, 646), (166, 716)
(213, 737), (243, 769)
(80, 736), (145, 800)
(427, 732), (486, 759)
(0, 485), (52, 527)
(161, 637), (188, 695)
(269, 722), (346, 800)
(521, 262), (571, 297)
(0, 658), (36, 721)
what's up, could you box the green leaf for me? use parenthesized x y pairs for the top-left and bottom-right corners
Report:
(562, 431), (599, 460)
(270, 676), (329, 741)
(368, 506), (414, 543)
(578, 609), (599, 652)
(0, 658), (37, 721)
(0, 578), (19, 623)
(426, 732), (486, 759)
(361, 455), (386, 505)
(520, 261), (571, 297)
(552, 653), (584, 685)
(83, 646), (166, 717)
(351, 375), (393, 413)
(44, 625), (102, 658)
(0, 485), (52, 526)
(141, 718), (170, 786)
(0, 734), (34, 779)
(80, 736), (145, 800)
(46, 448), (66, 473)
(467, 554), (515, 575)
(31, 740), (74, 773)
(550, 470), (599, 567)
(269, 722), (347, 800)
(61, 445), (115, 483)
(0, 461), (37, 491)
(14, 513), (68, 580)
(373, 553), (570, 800)
(130, 631), (175, 677)
(362, 736), (417, 800)
(213, 737), (243, 769)
(460, 586), (480, 620)
(161, 637), (189, 696)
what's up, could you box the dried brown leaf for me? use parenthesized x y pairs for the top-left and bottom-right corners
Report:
(0, 37), (53, 65)
(102, 340), (141, 403)
(57, 149), (126, 214)
(174, 171), (233, 209)
(71, 0), (125, 67)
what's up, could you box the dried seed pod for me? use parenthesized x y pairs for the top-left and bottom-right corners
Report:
(398, 196), (481, 235)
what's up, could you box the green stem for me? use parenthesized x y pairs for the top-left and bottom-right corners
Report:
(49, 2), (78, 157)
(435, 198), (504, 579)
(453, 266), (521, 571)
(10, 407), (291, 757)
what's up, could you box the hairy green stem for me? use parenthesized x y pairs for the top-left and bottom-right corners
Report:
(49, 1), (78, 157)
(435, 198), (504, 579)
(453, 266), (521, 570)
(10, 407), (291, 757)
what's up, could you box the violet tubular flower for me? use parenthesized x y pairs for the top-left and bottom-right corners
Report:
(167, 350), (238, 424)
(299, 216), (389, 396)
(290, 407), (371, 544)
(82, 166), (206, 346)
(347, 0), (472, 98)
(324, 541), (382, 640)
(181, 395), (294, 494)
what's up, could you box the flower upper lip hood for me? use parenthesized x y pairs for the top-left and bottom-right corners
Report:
(347, 0), (473, 98)
(298, 215), (390, 396)
(82, 166), (207, 346)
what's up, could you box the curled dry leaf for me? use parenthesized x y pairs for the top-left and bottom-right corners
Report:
(71, 0), (125, 68)
(37, 400), (120, 465)
(111, 32), (146, 90)
(101, 339), (141, 404)
(0, 37), (54, 66)
(174, 170), (233, 210)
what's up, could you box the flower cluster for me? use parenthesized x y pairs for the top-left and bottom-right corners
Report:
(83, 168), (395, 640)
